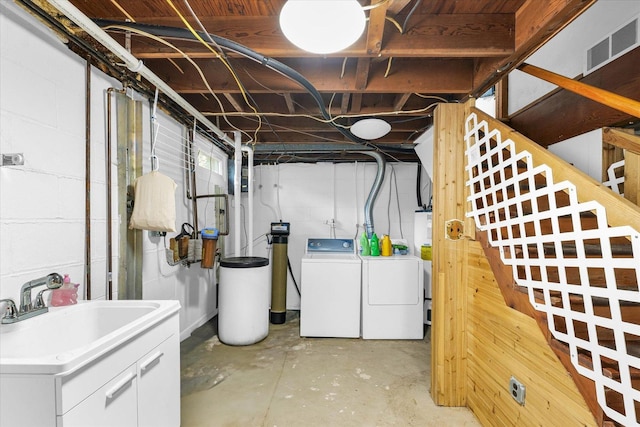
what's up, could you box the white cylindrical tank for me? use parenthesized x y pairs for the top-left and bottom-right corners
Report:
(218, 257), (270, 345)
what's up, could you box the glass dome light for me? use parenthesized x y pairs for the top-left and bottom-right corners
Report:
(350, 118), (392, 140)
(279, 0), (367, 54)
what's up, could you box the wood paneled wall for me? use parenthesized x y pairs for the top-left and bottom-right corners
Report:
(431, 102), (596, 425)
(466, 241), (596, 426)
(431, 102), (471, 406)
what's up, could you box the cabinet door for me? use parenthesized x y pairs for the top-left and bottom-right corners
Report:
(137, 334), (180, 427)
(61, 365), (137, 427)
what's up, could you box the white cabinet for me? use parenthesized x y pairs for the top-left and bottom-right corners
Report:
(0, 308), (180, 427)
(57, 315), (180, 427)
(61, 364), (138, 427)
(137, 333), (180, 427)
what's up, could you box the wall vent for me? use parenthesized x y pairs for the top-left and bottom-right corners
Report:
(585, 16), (638, 75)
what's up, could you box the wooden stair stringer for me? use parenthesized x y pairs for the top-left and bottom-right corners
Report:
(476, 229), (604, 426)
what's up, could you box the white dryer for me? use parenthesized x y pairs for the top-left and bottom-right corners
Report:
(360, 255), (424, 339)
(300, 238), (362, 338)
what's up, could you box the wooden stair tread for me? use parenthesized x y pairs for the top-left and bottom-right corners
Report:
(551, 339), (640, 378)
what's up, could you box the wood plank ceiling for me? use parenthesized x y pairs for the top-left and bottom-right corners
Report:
(22, 0), (598, 162)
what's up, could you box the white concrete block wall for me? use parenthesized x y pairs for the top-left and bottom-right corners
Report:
(0, 1), (227, 340)
(1, 2), (92, 301)
(251, 162), (424, 310)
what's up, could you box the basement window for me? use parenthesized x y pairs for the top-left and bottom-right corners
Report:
(585, 15), (638, 75)
(198, 150), (222, 175)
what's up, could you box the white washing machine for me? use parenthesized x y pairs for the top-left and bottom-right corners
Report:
(300, 238), (362, 338)
(360, 255), (424, 339)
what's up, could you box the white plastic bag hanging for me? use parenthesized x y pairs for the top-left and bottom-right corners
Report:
(129, 171), (177, 232)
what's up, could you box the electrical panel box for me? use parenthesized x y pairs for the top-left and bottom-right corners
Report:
(227, 159), (248, 194)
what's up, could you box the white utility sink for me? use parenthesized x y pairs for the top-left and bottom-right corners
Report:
(0, 300), (180, 375)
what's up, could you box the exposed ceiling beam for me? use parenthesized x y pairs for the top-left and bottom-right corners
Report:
(283, 92), (295, 114)
(116, 14), (515, 59)
(393, 92), (412, 111)
(146, 57), (473, 94)
(366, 0), (388, 56)
(471, 0), (596, 98)
(223, 93), (245, 112)
(355, 57), (371, 91)
(341, 93), (351, 115)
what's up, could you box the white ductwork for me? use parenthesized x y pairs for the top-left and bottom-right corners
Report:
(241, 145), (254, 257)
(46, 0), (234, 149)
(233, 132), (242, 257)
(232, 132), (255, 257)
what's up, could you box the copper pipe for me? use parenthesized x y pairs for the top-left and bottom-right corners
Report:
(518, 63), (640, 118)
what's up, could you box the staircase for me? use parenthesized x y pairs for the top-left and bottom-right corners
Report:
(464, 109), (640, 426)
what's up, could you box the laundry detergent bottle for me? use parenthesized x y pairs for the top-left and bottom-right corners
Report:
(360, 231), (371, 256)
(381, 234), (392, 256)
(370, 233), (380, 256)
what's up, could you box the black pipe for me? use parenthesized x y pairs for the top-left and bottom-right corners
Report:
(416, 160), (424, 209)
(93, 20), (372, 147)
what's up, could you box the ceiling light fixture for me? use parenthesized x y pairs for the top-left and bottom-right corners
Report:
(350, 118), (392, 140)
(279, 0), (366, 54)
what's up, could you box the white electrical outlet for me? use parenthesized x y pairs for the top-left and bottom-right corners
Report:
(509, 376), (526, 405)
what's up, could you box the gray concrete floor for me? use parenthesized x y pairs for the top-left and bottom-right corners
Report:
(180, 312), (480, 427)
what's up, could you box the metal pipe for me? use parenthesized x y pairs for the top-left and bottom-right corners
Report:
(85, 58), (92, 300)
(188, 128), (199, 236)
(234, 132), (242, 257)
(194, 194), (230, 235)
(241, 145), (254, 256)
(105, 87), (122, 300)
(359, 151), (386, 237)
(46, 0), (235, 150)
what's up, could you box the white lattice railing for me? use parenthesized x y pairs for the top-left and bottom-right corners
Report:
(464, 112), (640, 427)
(604, 159), (626, 196)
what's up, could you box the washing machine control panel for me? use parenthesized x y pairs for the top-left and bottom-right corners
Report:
(306, 238), (355, 254)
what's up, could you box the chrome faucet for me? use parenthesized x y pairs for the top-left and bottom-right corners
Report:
(1, 273), (63, 324)
(0, 299), (18, 322)
(20, 273), (63, 312)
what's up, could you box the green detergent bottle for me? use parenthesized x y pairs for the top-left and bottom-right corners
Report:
(360, 232), (371, 256)
(370, 233), (380, 256)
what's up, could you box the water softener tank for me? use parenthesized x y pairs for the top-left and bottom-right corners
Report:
(270, 222), (290, 324)
(218, 256), (270, 345)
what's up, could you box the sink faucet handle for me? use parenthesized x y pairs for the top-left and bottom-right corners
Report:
(34, 289), (51, 309)
(0, 299), (18, 320)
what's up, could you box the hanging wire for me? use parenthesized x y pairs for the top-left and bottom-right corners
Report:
(150, 87), (160, 171)
(164, 0), (263, 141)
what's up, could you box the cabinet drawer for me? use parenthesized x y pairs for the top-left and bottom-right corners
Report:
(58, 314), (179, 415)
(59, 364), (138, 427)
